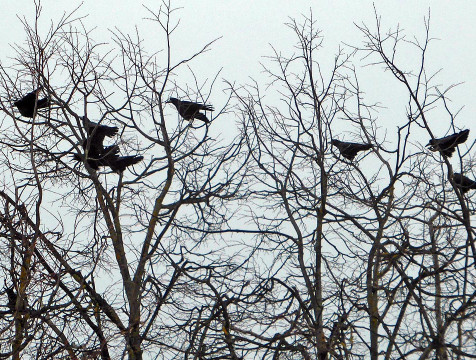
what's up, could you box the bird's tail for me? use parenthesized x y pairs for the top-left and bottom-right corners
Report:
(109, 155), (144, 172)
(36, 97), (50, 109)
(193, 113), (210, 123)
(458, 129), (470, 143)
(202, 104), (214, 111)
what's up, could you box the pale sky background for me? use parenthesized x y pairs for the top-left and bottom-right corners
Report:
(0, 2), (474, 356)
(1, 0), (475, 150)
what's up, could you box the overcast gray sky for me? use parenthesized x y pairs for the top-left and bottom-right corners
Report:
(1, 1), (475, 137)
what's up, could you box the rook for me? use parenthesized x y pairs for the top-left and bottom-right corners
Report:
(452, 173), (476, 193)
(426, 129), (469, 157)
(14, 87), (50, 118)
(166, 97), (214, 123)
(331, 139), (372, 161)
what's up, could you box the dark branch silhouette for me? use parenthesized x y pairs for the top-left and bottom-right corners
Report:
(166, 97), (214, 123)
(452, 173), (476, 193)
(331, 139), (373, 161)
(426, 129), (469, 157)
(14, 87), (50, 118)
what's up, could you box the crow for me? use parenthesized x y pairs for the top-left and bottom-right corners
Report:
(4, 284), (28, 329)
(426, 129), (469, 157)
(14, 87), (50, 118)
(452, 173), (476, 193)
(166, 97), (214, 123)
(5, 285), (27, 313)
(331, 139), (373, 161)
(72, 117), (119, 170)
(6, 286), (17, 312)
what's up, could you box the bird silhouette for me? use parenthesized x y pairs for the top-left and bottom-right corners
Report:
(166, 97), (214, 123)
(73, 148), (143, 173)
(427, 129), (469, 157)
(72, 117), (119, 170)
(331, 139), (373, 161)
(73, 117), (142, 172)
(4, 284), (28, 330)
(6, 286), (17, 312)
(14, 87), (50, 118)
(452, 173), (476, 193)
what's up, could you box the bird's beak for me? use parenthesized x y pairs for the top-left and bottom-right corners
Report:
(165, 99), (171, 103)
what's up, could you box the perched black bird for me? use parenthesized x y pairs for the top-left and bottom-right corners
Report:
(73, 148), (143, 173)
(426, 129), (469, 157)
(5, 285), (27, 312)
(331, 139), (373, 161)
(166, 97), (214, 123)
(14, 87), (50, 118)
(452, 173), (476, 193)
(6, 286), (17, 312)
(4, 285), (28, 329)
(72, 117), (119, 170)
(73, 117), (143, 172)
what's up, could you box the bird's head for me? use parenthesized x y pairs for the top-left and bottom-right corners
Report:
(166, 97), (179, 106)
(330, 139), (341, 146)
(425, 139), (435, 148)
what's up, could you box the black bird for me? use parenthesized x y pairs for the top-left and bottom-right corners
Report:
(166, 97), (214, 123)
(74, 117), (143, 172)
(5, 285), (27, 313)
(426, 129), (469, 157)
(73, 148), (143, 173)
(331, 139), (373, 161)
(14, 87), (50, 118)
(452, 173), (476, 193)
(6, 286), (17, 312)
(72, 117), (119, 170)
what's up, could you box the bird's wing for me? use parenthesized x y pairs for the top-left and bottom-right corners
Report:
(36, 97), (50, 109)
(193, 112), (210, 123)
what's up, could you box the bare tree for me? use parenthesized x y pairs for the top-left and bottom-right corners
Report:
(0, 2), (247, 359)
(1, 3), (476, 360)
(229, 10), (476, 360)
